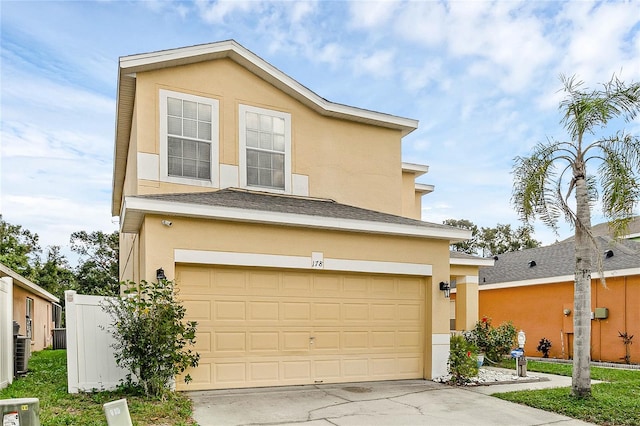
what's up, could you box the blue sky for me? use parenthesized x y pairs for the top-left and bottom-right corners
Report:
(1, 0), (639, 263)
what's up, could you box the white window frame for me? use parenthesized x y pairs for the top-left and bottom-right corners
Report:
(26, 297), (33, 339)
(239, 104), (291, 193)
(159, 89), (219, 187)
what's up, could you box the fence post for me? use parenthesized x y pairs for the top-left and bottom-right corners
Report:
(0, 277), (13, 389)
(65, 290), (79, 393)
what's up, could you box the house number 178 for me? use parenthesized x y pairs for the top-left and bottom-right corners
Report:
(311, 252), (324, 269)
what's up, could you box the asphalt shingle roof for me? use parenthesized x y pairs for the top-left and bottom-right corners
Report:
(135, 188), (454, 231)
(479, 237), (640, 285)
(560, 216), (640, 241)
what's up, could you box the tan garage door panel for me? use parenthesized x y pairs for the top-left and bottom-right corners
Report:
(176, 265), (425, 390)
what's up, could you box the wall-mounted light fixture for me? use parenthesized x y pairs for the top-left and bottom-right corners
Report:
(563, 308), (571, 316)
(156, 268), (166, 281)
(528, 260), (536, 267)
(604, 249), (614, 259)
(439, 281), (450, 298)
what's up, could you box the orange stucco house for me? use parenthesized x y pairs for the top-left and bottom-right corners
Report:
(477, 237), (640, 363)
(111, 40), (487, 390)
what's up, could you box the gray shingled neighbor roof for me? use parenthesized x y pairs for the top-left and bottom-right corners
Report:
(134, 188), (455, 231)
(560, 216), (640, 242)
(479, 237), (640, 285)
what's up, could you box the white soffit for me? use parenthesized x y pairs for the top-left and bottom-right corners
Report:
(121, 196), (471, 241)
(402, 162), (429, 177)
(451, 257), (495, 267)
(415, 183), (435, 195)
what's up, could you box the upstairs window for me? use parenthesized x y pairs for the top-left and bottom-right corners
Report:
(239, 105), (291, 192)
(160, 90), (219, 186)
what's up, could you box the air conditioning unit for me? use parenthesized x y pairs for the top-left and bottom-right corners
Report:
(52, 328), (66, 350)
(1, 398), (40, 426)
(14, 336), (31, 377)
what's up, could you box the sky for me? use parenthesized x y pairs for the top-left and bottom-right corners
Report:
(1, 0), (639, 265)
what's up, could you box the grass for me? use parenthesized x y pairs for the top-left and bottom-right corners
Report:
(494, 359), (640, 425)
(0, 349), (197, 426)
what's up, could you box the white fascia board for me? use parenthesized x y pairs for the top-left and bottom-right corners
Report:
(415, 183), (435, 195)
(450, 257), (495, 267)
(479, 267), (640, 290)
(122, 196), (471, 241)
(174, 249), (432, 276)
(119, 41), (418, 136)
(402, 162), (429, 176)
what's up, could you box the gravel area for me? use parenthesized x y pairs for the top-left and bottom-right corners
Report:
(434, 367), (543, 386)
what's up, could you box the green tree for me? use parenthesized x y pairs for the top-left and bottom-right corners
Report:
(444, 219), (540, 256)
(71, 230), (119, 296)
(0, 215), (41, 279)
(477, 223), (540, 256)
(512, 74), (640, 397)
(33, 245), (76, 301)
(444, 219), (479, 254)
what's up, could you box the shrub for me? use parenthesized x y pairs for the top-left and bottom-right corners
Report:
(464, 316), (516, 363)
(448, 334), (479, 385)
(619, 331), (634, 364)
(536, 337), (552, 358)
(103, 279), (200, 398)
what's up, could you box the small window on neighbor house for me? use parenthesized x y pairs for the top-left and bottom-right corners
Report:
(160, 90), (219, 186)
(26, 297), (33, 339)
(239, 104), (291, 192)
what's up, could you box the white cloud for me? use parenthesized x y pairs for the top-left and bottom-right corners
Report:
(352, 49), (396, 78)
(554, 1), (640, 83)
(349, 0), (399, 29)
(393, 2), (448, 47)
(196, 0), (257, 23)
(290, 1), (317, 24)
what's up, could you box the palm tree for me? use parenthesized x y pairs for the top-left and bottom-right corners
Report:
(512, 74), (640, 397)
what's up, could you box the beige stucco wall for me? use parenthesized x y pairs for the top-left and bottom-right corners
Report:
(135, 214), (452, 379)
(125, 59), (406, 216)
(401, 171), (421, 220)
(138, 215), (449, 282)
(12, 286), (53, 351)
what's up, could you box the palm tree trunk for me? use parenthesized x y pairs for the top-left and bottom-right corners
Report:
(572, 173), (592, 397)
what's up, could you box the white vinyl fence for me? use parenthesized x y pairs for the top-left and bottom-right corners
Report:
(0, 277), (13, 389)
(65, 290), (128, 393)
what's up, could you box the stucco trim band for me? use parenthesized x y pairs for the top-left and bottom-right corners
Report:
(174, 249), (433, 276)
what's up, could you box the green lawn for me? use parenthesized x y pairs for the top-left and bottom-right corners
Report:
(494, 360), (640, 425)
(0, 349), (197, 425)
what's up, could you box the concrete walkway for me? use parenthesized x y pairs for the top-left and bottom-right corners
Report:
(189, 371), (594, 425)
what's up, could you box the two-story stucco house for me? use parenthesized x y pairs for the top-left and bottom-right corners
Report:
(112, 40), (473, 391)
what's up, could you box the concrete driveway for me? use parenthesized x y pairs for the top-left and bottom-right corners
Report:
(188, 377), (593, 425)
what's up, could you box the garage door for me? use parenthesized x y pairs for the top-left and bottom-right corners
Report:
(175, 265), (425, 390)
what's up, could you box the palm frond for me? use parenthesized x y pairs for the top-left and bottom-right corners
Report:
(597, 133), (640, 237)
(559, 74), (640, 142)
(512, 141), (568, 233)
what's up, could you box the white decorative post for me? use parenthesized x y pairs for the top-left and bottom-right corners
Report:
(517, 330), (527, 377)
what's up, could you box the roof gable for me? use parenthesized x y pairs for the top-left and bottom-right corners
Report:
(112, 40), (419, 216)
